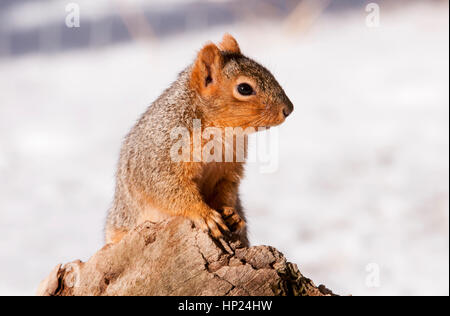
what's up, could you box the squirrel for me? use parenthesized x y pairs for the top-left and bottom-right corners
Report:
(105, 34), (293, 247)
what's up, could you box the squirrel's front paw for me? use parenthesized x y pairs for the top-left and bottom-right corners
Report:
(220, 207), (246, 233)
(192, 209), (230, 239)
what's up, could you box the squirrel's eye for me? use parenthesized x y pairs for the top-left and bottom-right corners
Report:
(237, 83), (254, 96)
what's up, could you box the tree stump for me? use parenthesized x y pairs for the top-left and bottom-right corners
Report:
(37, 217), (335, 296)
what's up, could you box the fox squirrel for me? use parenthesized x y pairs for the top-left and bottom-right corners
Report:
(105, 34), (293, 246)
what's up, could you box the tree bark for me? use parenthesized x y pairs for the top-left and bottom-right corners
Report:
(37, 217), (335, 296)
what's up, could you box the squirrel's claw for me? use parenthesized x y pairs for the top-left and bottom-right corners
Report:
(193, 210), (229, 240)
(221, 207), (246, 234)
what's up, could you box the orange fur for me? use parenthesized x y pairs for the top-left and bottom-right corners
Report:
(218, 33), (241, 53)
(190, 43), (223, 98)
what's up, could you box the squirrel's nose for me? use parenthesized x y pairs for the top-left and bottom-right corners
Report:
(282, 101), (293, 118)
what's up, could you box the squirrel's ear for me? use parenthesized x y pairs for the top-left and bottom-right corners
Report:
(191, 43), (223, 96)
(218, 33), (240, 54)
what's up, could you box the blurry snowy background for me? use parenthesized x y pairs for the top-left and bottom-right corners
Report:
(0, 0), (448, 296)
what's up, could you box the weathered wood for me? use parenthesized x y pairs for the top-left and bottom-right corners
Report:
(37, 217), (334, 296)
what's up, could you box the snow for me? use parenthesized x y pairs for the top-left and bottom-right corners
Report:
(0, 2), (448, 295)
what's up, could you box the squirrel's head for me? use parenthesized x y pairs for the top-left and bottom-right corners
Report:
(190, 34), (293, 129)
